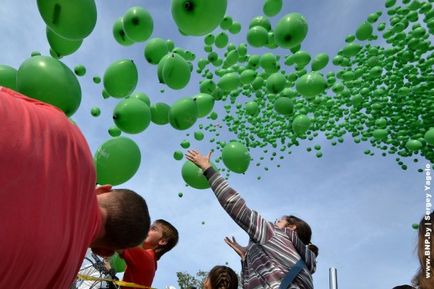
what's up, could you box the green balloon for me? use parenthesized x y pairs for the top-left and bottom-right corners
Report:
(240, 69), (257, 84)
(93, 76), (101, 84)
(144, 38), (169, 65)
(113, 17), (135, 46)
(46, 27), (83, 57)
(162, 53), (191, 90)
(108, 126), (122, 137)
(215, 32), (229, 48)
(181, 160), (210, 189)
(372, 129), (388, 140)
(157, 54), (170, 84)
(123, 6), (154, 42)
(286, 50), (311, 68)
(259, 53), (278, 72)
(263, 0), (282, 17)
(274, 97), (294, 115)
(311, 53), (329, 71)
(193, 93), (215, 117)
(406, 139), (423, 151)
(74, 65), (86, 76)
(169, 97), (198, 130)
(0, 65), (17, 90)
(222, 141), (250, 173)
(266, 72), (286, 93)
(341, 43), (362, 57)
(16, 56), (81, 116)
(113, 98), (151, 134)
(218, 72), (240, 91)
(128, 92), (151, 107)
(249, 16), (271, 31)
(91, 106), (101, 117)
(295, 72), (327, 97)
(174, 150), (184, 160)
(247, 26), (268, 47)
(245, 101), (259, 116)
(274, 13), (308, 49)
(292, 114), (311, 136)
(424, 128), (434, 146)
(37, 0), (97, 40)
(95, 137), (141, 185)
(110, 253), (126, 273)
(181, 140), (191, 149)
(103, 59), (138, 98)
(229, 21), (242, 34)
(171, 0), (227, 36)
(150, 102), (170, 125)
(194, 131), (204, 141)
(220, 16), (233, 30)
(356, 21), (373, 40)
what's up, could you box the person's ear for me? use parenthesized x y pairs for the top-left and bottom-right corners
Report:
(287, 224), (297, 230)
(95, 184), (112, 195)
(158, 238), (168, 246)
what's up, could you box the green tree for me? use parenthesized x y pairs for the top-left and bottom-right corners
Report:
(176, 270), (208, 289)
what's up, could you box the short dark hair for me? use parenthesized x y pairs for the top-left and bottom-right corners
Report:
(100, 189), (150, 249)
(392, 285), (415, 289)
(208, 265), (238, 289)
(285, 215), (312, 244)
(154, 219), (179, 259)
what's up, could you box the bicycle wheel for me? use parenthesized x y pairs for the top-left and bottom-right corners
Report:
(74, 257), (104, 289)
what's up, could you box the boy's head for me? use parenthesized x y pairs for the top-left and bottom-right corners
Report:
(143, 219), (179, 260)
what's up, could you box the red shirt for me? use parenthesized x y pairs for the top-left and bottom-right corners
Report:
(0, 87), (101, 289)
(121, 248), (157, 289)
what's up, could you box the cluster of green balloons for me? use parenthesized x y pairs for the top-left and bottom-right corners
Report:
(113, 6), (154, 46)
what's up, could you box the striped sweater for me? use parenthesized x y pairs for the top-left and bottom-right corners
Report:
(204, 167), (316, 289)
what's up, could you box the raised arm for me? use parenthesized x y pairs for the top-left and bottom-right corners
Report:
(286, 229), (317, 273)
(186, 150), (274, 244)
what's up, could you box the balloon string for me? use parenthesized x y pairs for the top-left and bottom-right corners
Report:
(76, 274), (155, 289)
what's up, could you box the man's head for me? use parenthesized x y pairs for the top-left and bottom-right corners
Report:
(91, 185), (150, 256)
(143, 219), (179, 260)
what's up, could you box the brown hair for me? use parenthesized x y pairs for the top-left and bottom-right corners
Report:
(412, 212), (434, 289)
(99, 189), (150, 249)
(285, 215), (319, 257)
(207, 266), (238, 289)
(154, 219), (179, 260)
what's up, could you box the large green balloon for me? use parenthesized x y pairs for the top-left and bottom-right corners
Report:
(162, 53), (191, 90)
(144, 38), (169, 65)
(311, 53), (329, 71)
(150, 102), (170, 125)
(245, 101), (259, 116)
(37, 0), (97, 40)
(295, 72), (327, 98)
(171, 0), (227, 36)
(95, 137), (141, 185)
(222, 141), (251, 174)
(46, 27), (83, 57)
(128, 92), (151, 107)
(247, 26), (268, 47)
(0, 65), (17, 90)
(113, 17), (135, 46)
(292, 114), (311, 136)
(16, 56), (81, 116)
(266, 72), (286, 93)
(356, 21), (373, 41)
(181, 160), (210, 189)
(193, 93), (215, 117)
(110, 253), (126, 273)
(274, 97), (294, 115)
(169, 97), (198, 130)
(103, 59), (138, 98)
(274, 13), (308, 49)
(218, 72), (240, 91)
(113, 98), (151, 134)
(425, 128), (434, 146)
(249, 16), (271, 31)
(406, 139), (423, 151)
(123, 6), (154, 42)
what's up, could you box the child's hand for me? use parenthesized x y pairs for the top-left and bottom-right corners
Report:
(186, 150), (212, 171)
(224, 236), (246, 259)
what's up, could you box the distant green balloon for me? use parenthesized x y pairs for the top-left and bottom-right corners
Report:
(0, 65), (17, 90)
(181, 140), (191, 149)
(103, 59), (138, 98)
(245, 101), (259, 116)
(37, 0), (97, 40)
(356, 21), (373, 40)
(311, 53), (329, 71)
(372, 129), (388, 140)
(128, 92), (151, 107)
(215, 32), (229, 48)
(74, 65), (86, 76)
(171, 0), (227, 36)
(263, 0), (282, 17)
(91, 106), (101, 117)
(295, 72), (327, 98)
(222, 141), (250, 173)
(144, 38), (169, 65)
(150, 102), (170, 125)
(17, 56), (81, 116)
(93, 76), (101, 84)
(113, 98), (151, 134)
(95, 137), (141, 185)
(162, 53), (191, 90)
(174, 150), (184, 160)
(194, 131), (204, 141)
(110, 253), (126, 273)
(113, 17), (135, 46)
(169, 97), (198, 130)
(229, 21), (242, 34)
(274, 97), (294, 115)
(406, 139), (422, 151)
(292, 114), (311, 136)
(181, 160), (210, 189)
(424, 128), (434, 146)
(247, 26), (268, 47)
(46, 27), (83, 57)
(266, 72), (286, 93)
(412, 223), (419, 230)
(218, 72), (240, 91)
(123, 6), (154, 42)
(274, 13), (308, 49)
(178, 192), (184, 197)
(193, 93), (215, 117)
(220, 16), (233, 30)
(108, 126), (122, 137)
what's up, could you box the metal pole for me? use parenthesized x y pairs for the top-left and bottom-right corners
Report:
(329, 267), (338, 289)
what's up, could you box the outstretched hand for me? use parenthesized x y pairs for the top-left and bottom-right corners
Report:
(186, 150), (212, 171)
(224, 236), (247, 259)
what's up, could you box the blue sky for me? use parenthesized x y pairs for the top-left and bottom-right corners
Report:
(0, 1), (428, 289)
